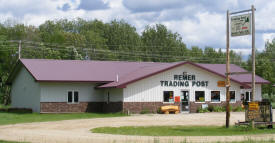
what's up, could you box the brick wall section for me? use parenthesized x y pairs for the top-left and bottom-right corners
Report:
(40, 102), (103, 113)
(102, 102), (123, 113)
(123, 102), (180, 114)
(189, 101), (242, 113)
(40, 101), (242, 113)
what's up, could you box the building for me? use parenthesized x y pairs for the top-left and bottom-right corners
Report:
(7, 59), (270, 113)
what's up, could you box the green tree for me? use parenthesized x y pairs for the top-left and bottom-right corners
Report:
(141, 24), (187, 62)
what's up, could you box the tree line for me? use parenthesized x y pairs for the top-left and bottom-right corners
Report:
(0, 19), (274, 105)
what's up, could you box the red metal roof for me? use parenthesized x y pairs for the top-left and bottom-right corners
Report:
(16, 59), (270, 88)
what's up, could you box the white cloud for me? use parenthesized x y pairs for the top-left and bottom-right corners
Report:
(0, 0), (275, 59)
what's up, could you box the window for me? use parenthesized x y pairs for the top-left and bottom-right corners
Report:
(67, 91), (79, 103)
(163, 91), (174, 102)
(195, 91), (205, 102)
(68, 91), (73, 103)
(74, 91), (79, 103)
(211, 91), (220, 102)
(230, 91), (236, 102)
(245, 92), (252, 102)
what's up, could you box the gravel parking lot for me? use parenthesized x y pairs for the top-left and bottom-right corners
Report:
(0, 112), (275, 143)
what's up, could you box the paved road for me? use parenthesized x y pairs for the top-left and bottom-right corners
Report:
(0, 112), (274, 143)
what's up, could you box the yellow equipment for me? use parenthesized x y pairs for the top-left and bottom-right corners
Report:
(160, 105), (180, 114)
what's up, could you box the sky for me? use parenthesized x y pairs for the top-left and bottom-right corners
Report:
(0, 0), (275, 59)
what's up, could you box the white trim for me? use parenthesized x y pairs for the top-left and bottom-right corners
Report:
(67, 90), (79, 104)
(194, 90), (205, 103)
(194, 102), (206, 103)
(163, 102), (175, 104)
(210, 90), (221, 103)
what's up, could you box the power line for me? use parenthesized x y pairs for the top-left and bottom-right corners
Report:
(2, 40), (275, 54)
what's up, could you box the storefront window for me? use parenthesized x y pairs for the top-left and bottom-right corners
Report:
(211, 91), (220, 102)
(230, 91), (236, 102)
(195, 91), (205, 102)
(163, 91), (174, 102)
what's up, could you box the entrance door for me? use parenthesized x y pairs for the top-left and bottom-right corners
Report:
(181, 91), (189, 112)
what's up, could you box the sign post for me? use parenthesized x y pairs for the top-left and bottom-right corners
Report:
(226, 10), (230, 128)
(226, 5), (255, 128)
(251, 5), (256, 129)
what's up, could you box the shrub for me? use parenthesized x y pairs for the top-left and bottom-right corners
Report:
(197, 107), (209, 113)
(157, 107), (162, 114)
(207, 105), (214, 112)
(213, 106), (225, 112)
(233, 106), (244, 112)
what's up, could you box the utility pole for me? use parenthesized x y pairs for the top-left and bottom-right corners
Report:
(226, 6), (255, 128)
(18, 40), (21, 59)
(251, 5), (256, 129)
(225, 10), (231, 128)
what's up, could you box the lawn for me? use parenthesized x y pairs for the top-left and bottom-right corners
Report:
(0, 140), (27, 143)
(0, 112), (126, 125)
(92, 125), (275, 136)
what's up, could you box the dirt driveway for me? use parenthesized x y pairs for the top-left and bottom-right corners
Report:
(0, 112), (275, 143)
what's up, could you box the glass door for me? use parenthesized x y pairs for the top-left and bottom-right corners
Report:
(181, 91), (189, 112)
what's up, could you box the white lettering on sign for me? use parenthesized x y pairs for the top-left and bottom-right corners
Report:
(231, 14), (251, 37)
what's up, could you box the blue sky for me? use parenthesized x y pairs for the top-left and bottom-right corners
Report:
(0, 0), (275, 58)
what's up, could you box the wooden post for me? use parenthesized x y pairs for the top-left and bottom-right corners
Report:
(251, 5), (256, 129)
(226, 10), (231, 128)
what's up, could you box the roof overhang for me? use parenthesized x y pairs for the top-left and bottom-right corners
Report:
(98, 61), (252, 89)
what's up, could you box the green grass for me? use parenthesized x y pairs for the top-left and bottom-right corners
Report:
(228, 140), (275, 143)
(0, 112), (126, 125)
(0, 104), (10, 109)
(92, 125), (275, 136)
(0, 140), (27, 143)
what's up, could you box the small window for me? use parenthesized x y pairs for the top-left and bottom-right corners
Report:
(163, 91), (174, 102)
(67, 91), (79, 104)
(68, 91), (73, 103)
(195, 91), (205, 102)
(211, 91), (220, 102)
(74, 91), (79, 103)
(230, 91), (236, 102)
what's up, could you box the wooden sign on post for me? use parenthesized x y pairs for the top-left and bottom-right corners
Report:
(249, 102), (259, 110)
(247, 102), (260, 120)
(217, 81), (226, 87)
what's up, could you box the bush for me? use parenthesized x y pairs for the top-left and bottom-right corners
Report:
(197, 107), (209, 113)
(157, 107), (162, 114)
(233, 106), (244, 112)
(207, 105), (214, 112)
(213, 106), (225, 112)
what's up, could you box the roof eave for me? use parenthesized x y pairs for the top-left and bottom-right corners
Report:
(37, 80), (113, 83)
(242, 81), (271, 84)
(104, 61), (256, 89)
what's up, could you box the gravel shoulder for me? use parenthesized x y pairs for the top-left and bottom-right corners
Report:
(0, 112), (275, 143)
